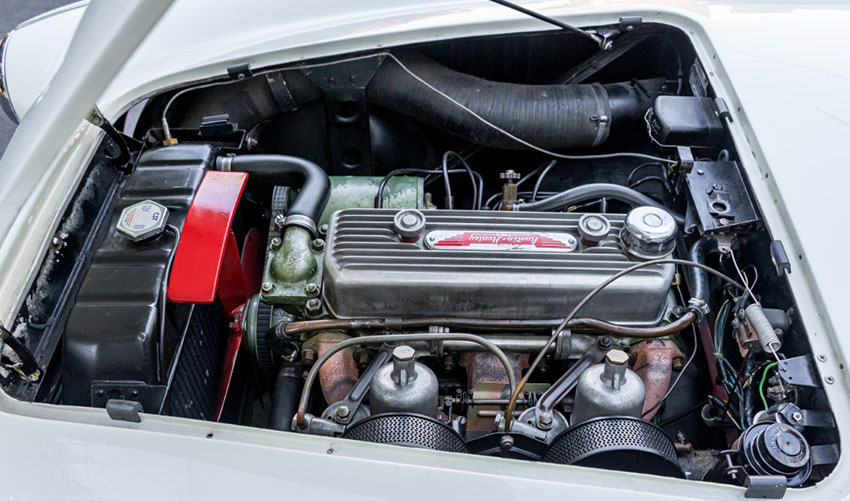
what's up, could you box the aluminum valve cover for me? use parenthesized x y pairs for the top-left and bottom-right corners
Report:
(322, 209), (675, 325)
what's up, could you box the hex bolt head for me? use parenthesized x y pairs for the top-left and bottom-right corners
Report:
(792, 411), (803, 422)
(319, 224), (329, 237)
(270, 237), (282, 250)
(311, 238), (325, 251)
(393, 345), (416, 362)
(261, 282), (274, 293)
(336, 405), (351, 421)
(305, 298), (322, 316)
(538, 411), (553, 429)
(605, 350), (629, 366)
(500, 435), (514, 451)
(305, 283), (320, 297)
(301, 349), (316, 366)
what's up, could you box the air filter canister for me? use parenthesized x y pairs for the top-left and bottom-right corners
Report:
(543, 416), (684, 478)
(342, 413), (468, 453)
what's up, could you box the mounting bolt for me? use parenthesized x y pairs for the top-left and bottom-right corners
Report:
(311, 238), (325, 251)
(274, 214), (286, 229)
(301, 349), (316, 366)
(305, 298), (322, 317)
(500, 435), (514, 451)
(817, 354), (827, 363)
(354, 349), (370, 370)
(697, 168), (705, 175)
(598, 336), (612, 349)
(672, 357), (685, 371)
(305, 283), (320, 297)
(825, 376), (835, 385)
(537, 411), (553, 430)
(791, 411), (803, 422)
(270, 237), (282, 250)
(261, 282), (274, 293)
(336, 405), (351, 421)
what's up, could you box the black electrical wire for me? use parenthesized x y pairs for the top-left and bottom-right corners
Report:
(157, 224), (180, 382)
(531, 160), (558, 201)
(375, 168), (468, 208)
(443, 150), (479, 210)
(626, 162), (666, 186)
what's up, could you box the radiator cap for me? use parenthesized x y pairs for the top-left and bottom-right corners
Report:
(117, 200), (169, 242)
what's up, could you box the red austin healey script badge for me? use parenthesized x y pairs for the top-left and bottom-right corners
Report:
(424, 231), (577, 252)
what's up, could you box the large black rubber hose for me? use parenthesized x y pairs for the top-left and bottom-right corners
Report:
(368, 52), (662, 150)
(269, 365), (303, 431)
(219, 154), (330, 225)
(686, 235), (718, 303)
(514, 183), (685, 225)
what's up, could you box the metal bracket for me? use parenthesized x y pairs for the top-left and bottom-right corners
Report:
(105, 399), (143, 423)
(777, 355), (821, 388)
(226, 62), (253, 80)
(534, 337), (611, 416)
(685, 161), (761, 233)
(744, 474), (787, 499)
(327, 345), (393, 425)
(770, 240), (792, 276)
(301, 55), (385, 175)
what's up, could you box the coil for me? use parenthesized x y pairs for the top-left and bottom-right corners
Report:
(745, 304), (782, 353)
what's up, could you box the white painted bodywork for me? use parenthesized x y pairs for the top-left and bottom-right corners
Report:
(0, 1), (848, 499)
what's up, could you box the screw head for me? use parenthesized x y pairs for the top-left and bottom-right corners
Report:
(697, 169), (705, 175)
(274, 214), (286, 228)
(311, 239), (325, 251)
(261, 282), (274, 293)
(825, 376), (835, 384)
(500, 435), (514, 451)
(817, 354), (827, 362)
(270, 237), (282, 250)
(305, 283), (320, 297)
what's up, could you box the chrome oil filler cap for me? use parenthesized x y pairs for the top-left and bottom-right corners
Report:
(619, 206), (676, 259)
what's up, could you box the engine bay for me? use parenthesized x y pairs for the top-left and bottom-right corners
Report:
(6, 21), (840, 494)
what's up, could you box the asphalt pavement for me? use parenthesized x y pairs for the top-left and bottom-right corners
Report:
(0, 0), (75, 157)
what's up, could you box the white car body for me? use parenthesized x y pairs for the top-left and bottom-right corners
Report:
(0, 1), (847, 499)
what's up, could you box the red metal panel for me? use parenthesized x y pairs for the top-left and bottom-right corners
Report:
(167, 171), (248, 306)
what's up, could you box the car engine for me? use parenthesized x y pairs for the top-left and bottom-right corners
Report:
(6, 21), (839, 494)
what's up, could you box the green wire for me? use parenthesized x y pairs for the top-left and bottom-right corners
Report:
(759, 361), (779, 410)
